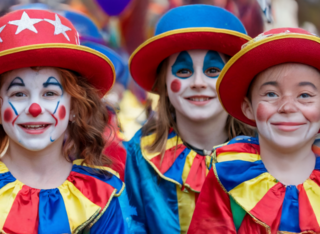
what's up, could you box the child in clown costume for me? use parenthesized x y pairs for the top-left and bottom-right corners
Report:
(188, 28), (320, 233)
(0, 9), (128, 233)
(125, 4), (255, 233)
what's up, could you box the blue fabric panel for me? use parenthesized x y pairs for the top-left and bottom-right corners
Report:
(227, 136), (259, 145)
(72, 164), (123, 192)
(125, 129), (181, 234)
(90, 197), (127, 233)
(124, 130), (148, 233)
(216, 160), (267, 192)
(164, 148), (190, 184)
(314, 156), (320, 170)
(279, 186), (301, 232)
(0, 172), (16, 189)
(38, 189), (70, 234)
(168, 130), (177, 139)
(155, 5), (247, 35)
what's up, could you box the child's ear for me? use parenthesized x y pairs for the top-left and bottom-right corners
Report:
(241, 97), (255, 122)
(69, 110), (75, 122)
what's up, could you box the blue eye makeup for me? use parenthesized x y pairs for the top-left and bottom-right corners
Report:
(203, 51), (225, 78)
(171, 51), (194, 79)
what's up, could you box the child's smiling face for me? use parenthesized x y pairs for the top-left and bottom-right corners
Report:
(242, 63), (320, 150)
(0, 67), (72, 151)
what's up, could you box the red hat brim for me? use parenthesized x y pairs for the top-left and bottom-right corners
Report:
(217, 34), (320, 126)
(0, 43), (115, 97)
(129, 28), (251, 93)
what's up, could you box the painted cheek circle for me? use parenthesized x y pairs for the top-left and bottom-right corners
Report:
(58, 105), (66, 120)
(4, 108), (13, 122)
(170, 79), (181, 93)
(256, 102), (274, 122)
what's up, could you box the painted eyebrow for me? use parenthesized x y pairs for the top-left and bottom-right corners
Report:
(43, 76), (63, 93)
(298, 81), (317, 90)
(7, 77), (25, 91)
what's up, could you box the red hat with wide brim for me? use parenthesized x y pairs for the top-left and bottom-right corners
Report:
(129, 5), (251, 93)
(217, 27), (320, 126)
(0, 9), (115, 97)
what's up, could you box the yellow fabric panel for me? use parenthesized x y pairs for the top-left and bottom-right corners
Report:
(0, 180), (23, 229)
(181, 150), (197, 184)
(217, 152), (261, 163)
(0, 162), (9, 174)
(176, 185), (195, 234)
(304, 179), (320, 225)
(229, 172), (277, 212)
(141, 134), (183, 160)
(58, 180), (101, 232)
(72, 159), (119, 178)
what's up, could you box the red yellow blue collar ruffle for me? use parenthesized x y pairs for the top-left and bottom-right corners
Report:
(214, 136), (320, 233)
(0, 159), (124, 234)
(141, 130), (214, 193)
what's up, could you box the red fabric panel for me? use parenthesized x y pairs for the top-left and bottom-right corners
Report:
(250, 183), (285, 229)
(150, 144), (186, 174)
(188, 168), (236, 234)
(216, 143), (260, 156)
(104, 141), (126, 181)
(298, 183), (320, 231)
(238, 214), (268, 234)
(185, 155), (207, 192)
(68, 171), (114, 208)
(3, 185), (40, 234)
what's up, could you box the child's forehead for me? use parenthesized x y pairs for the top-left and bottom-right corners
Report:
(253, 63), (320, 87)
(2, 67), (61, 82)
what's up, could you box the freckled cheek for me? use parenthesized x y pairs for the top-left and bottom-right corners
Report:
(3, 108), (13, 122)
(256, 103), (276, 122)
(58, 105), (66, 120)
(170, 79), (181, 93)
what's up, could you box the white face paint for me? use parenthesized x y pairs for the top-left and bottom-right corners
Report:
(0, 67), (71, 151)
(166, 49), (228, 121)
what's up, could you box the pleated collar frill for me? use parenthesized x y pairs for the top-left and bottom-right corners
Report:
(140, 130), (215, 193)
(215, 136), (320, 233)
(0, 159), (124, 234)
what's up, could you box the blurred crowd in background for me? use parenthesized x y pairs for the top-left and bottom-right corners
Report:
(0, 0), (320, 141)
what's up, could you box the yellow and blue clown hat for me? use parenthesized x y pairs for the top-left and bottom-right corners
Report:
(129, 4), (251, 93)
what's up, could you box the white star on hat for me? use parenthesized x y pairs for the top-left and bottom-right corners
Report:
(0, 25), (6, 43)
(9, 11), (43, 34)
(44, 14), (71, 41)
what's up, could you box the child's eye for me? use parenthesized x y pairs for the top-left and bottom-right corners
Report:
(12, 92), (26, 97)
(43, 91), (57, 97)
(204, 67), (220, 78)
(266, 92), (278, 98)
(299, 93), (311, 98)
(176, 69), (193, 78)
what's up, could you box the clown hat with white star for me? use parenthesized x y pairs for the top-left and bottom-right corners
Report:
(0, 9), (115, 96)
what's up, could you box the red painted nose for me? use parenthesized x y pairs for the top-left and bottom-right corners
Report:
(29, 103), (42, 117)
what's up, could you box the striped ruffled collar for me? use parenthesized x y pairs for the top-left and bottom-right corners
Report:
(0, 159), (124, 233)
(214, 136), (320, 233)
(140, 130), (214, 193)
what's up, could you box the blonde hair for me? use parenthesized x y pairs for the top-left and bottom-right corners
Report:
(142, 58), (255, 156)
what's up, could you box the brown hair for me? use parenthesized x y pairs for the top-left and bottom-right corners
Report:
(142, 58), (255, 156)
(0, 67), (112, 167)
